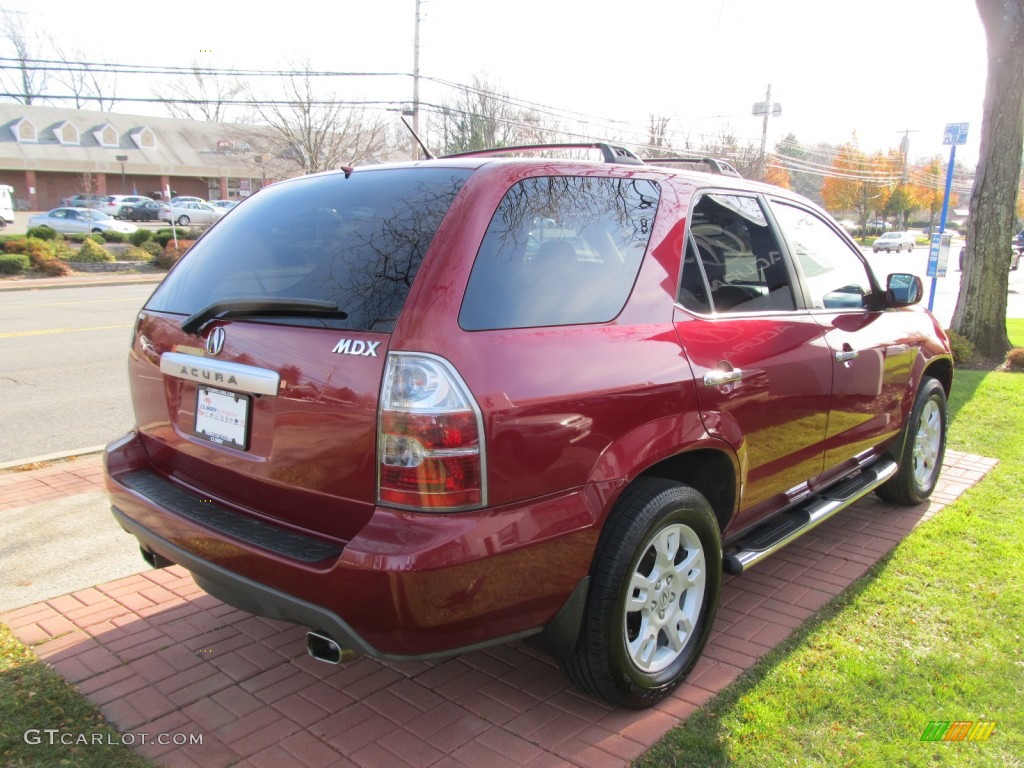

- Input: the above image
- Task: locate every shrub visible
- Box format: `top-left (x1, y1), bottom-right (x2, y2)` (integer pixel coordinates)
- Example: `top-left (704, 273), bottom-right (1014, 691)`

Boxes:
top-left (0, 252), bottom-right (29, 274)
top-left (26, 225), bottom-right (58, 241)
top-left (73, 238), bottom-right (115, 263)
top-left (153, 229), bottom-right (176, 247)
top-left (945, 329), bottom-right (975, 364)
top-left (1006, 348), bottom-right (1024, 371)
top-left (141, 241), bottom-right (163, 259)
top-left (50, 240), bottom-right (76, 261)
top-left (155, 240), bottom-right (195, 270)
top-left (68, 233), bottom-right (105, 244)
top-left (130, 228), bottom-right (152, 246)
top-left (120, 245), bottom-right (155, 263)
top-left (36, 257), bottom-right (72, 277)
top-left (100, 230), bottom-right (128, 243)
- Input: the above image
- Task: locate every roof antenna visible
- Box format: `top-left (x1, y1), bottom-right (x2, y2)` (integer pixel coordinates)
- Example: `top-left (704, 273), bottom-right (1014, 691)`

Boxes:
top-left (400, 114), bottom-right (435, 160)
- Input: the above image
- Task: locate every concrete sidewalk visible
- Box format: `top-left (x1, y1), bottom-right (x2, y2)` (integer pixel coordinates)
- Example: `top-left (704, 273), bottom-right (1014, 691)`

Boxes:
top-left (0, 450), bottom-right (996, 767)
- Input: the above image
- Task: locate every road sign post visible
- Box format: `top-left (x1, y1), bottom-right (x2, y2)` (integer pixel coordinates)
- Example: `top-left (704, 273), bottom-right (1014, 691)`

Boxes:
top-left (928, 122), bottom-right (968, 311)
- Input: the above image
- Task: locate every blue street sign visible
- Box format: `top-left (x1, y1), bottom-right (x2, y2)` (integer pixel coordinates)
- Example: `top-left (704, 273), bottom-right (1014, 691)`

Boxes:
top-left (943, 122), bottom-right (969, 146)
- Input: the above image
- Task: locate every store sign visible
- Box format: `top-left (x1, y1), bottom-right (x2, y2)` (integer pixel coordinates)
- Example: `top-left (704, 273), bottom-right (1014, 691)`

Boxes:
top-left (216, 139), bottom-right (251, 152)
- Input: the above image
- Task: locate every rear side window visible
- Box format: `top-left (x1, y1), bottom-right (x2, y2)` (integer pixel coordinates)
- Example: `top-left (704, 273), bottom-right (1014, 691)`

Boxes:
top-left (145, 168), bottom-right (470, 332)
top-left (459, 176), bottom-right (660, 330)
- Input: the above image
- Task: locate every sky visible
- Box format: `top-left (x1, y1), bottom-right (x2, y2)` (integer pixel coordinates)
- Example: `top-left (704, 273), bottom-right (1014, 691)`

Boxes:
top-left (1, 0), bottom-right (990, 167)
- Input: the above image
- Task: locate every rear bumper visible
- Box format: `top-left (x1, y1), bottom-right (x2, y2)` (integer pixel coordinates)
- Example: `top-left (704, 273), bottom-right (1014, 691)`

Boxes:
top-left (105, 432), bottom-right (608, 659)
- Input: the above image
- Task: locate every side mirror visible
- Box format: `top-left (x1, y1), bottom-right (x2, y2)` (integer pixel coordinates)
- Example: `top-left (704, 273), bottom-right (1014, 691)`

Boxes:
top-left (886, 273), bottom-right (923, 306)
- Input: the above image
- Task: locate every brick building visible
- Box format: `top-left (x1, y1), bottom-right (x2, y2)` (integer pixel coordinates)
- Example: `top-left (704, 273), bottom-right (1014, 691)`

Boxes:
top-left (0, 104), bottom-right (281, 210)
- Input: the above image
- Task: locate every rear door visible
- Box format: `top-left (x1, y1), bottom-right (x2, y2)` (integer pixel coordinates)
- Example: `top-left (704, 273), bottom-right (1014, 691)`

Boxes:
top-left (673, 192), bottom-right (833, 534)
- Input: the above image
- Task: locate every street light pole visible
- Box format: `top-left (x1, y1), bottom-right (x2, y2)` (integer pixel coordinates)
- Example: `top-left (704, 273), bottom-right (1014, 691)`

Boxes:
top-left (752, 85), bottom-right (781, 181)
top-left (115, 154), bottom-right (128, 194)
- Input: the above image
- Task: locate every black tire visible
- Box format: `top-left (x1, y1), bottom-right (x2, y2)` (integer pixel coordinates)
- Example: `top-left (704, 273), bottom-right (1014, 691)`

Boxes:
top-left (177, 215), bottom-right (190, 226)
top-left (562, 477), bottom-right (721, 709)
top-left (876, 376), bottom-right (947, 505)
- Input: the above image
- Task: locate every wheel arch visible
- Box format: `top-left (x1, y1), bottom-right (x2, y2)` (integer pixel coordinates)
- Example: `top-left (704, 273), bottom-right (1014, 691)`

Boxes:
top-left (637, 448), bottom-right (737, 537)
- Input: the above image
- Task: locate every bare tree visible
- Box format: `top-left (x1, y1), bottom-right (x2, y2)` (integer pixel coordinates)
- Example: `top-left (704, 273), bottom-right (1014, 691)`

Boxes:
top-left (51, 49), bottom-right (119, 111)
top-left (644, 115), bottom-right (674, 158)
top-left (160, 62), bottom-right (246, 123)
top-left (0, 9), bottom-right (48, 104)
top-left (951, 0), bottom-right (1024, 359)
top-left (249, 62), bottom-right (389, 175)
top-left (436, 76), bottom-right (545, 155)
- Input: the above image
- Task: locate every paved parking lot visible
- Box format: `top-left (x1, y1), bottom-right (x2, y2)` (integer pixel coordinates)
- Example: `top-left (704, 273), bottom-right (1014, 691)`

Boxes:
top-left (0, 450), bottom-right (995, 767)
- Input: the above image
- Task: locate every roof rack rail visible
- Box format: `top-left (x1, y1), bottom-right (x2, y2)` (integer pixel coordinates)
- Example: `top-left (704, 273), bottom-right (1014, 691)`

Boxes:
top-left (643, 157), bottom-right (743, 178)
top-left (441, 142), bottom-right (645, 166)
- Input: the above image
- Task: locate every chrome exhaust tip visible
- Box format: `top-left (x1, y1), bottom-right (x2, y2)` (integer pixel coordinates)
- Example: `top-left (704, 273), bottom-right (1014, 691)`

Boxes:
top-left (306, 631), bottom-right (357, 664)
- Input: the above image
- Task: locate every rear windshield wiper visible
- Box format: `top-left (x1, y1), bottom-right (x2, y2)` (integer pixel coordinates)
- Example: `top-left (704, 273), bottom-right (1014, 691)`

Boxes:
top-left (181, 298), bottom-right (348, 335)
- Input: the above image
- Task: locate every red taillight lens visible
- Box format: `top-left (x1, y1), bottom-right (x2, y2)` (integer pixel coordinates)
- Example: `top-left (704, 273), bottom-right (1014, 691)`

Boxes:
top-left (378, 354), bottom-right (485, 511)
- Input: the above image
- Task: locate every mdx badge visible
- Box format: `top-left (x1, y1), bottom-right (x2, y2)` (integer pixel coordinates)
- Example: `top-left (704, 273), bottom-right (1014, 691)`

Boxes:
top-left (206, 327), bottom-right (226, 356)
top-left (332, 338), bottom-right (380, 357)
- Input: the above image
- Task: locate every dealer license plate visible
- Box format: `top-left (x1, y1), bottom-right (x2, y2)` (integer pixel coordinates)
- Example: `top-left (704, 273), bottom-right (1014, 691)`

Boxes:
top-left (195, 386), bottom-right (250, 450)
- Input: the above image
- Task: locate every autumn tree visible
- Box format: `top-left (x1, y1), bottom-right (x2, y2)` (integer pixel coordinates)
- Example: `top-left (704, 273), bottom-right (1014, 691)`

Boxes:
top-left (821, 140), bottom-right (898, 237)
top-left (907, 157), bottom-right (956, 231)
top-left (762, 156), bottom-right (791, 189)
top-left (774, 134), bottom-right (823, 203)
top-left (951, 0), bottom-right (1024, 358)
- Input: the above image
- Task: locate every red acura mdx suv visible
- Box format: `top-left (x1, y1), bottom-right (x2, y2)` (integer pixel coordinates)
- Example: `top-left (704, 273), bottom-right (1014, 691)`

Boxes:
top-left (105, 144), bottom-right (952, 708)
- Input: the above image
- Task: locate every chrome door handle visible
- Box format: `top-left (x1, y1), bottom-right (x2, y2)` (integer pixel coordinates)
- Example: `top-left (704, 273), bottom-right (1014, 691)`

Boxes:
top-left (834, 350), bottom-right (858, 362)
top-left (703, 368), bottom-right (744, 386)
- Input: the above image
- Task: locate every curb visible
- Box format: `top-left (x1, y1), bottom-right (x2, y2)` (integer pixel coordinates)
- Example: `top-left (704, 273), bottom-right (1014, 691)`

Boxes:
top-left (0, 275), bottom-right (163, 292)
top-left (0, 445), bottom-right (106, 472)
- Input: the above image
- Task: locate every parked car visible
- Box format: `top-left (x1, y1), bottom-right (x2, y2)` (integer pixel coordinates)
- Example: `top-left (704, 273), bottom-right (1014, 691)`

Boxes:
top-left (1016, 229), bottom-right (1024, 255)
top-left (208, 199), bottom-right (238, 211)
top-left (59, 193), bottom-right (110, 209)
top-left (872, 232), bottom-right (916, 253)
top-left (169, 196), bottom-right (206, 206)
top-left (28, 207), bottom-right (138, 235)
top-left (102, 195), bottom-right (153, 218)
top-left (121, 200), bottom-right (168, 222)
top-left (105, 143), bottom-right (952, 709)
top-left (0, 184), bottom-right (13, 230)
top-left (162, 201), bottom-right (226, 226)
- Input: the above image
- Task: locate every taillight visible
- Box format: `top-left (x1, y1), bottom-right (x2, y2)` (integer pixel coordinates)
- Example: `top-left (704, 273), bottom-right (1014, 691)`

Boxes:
top-left (378, 353), bottom-right (485, 511)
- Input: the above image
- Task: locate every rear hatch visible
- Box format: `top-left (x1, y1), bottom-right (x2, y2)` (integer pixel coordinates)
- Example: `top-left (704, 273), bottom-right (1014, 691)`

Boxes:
top-left (131, 166), bottom-right (471, 541)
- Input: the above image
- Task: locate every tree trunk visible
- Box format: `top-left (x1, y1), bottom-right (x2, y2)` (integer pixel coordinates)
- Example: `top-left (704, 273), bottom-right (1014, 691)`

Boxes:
top-left (951, 0), bottom-right (1024, 358)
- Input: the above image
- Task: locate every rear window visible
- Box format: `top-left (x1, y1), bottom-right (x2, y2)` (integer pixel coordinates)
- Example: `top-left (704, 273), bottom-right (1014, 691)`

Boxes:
top-left (146, 167), bottom-right (470, 332)
top-left (459, 176), bottom-right (660, 330)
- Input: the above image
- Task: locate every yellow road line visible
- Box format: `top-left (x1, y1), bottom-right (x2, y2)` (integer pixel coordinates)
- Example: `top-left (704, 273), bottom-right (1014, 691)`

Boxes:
top-left (0, 324), bottom-right (133, 339)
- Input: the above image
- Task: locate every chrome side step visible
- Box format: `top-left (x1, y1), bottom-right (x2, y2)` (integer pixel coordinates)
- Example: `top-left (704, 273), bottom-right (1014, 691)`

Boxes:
top-left (723, 458), bottom-right (898, 574)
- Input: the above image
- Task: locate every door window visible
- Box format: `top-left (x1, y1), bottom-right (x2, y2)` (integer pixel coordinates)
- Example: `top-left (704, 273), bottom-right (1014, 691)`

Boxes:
top-left (771, 202), bottom-right (878, 310)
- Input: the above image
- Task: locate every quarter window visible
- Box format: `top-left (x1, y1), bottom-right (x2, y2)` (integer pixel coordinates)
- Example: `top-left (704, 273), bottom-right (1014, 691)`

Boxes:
top-left (460, 176), bottom-right (660, 330)
top-left (771, 202), bottom-right (877, 310)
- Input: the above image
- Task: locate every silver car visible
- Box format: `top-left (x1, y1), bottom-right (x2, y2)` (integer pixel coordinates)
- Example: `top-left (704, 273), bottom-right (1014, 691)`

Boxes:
top-left (28, 207), bottom-right (139, 235)
top-left (162, 201), bottom-right (226, 226)
top-left (872, 232), bottom-right (916, 253)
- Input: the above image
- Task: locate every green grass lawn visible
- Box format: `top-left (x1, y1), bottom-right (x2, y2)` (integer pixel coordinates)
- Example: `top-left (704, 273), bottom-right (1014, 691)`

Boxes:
top-left (639, 322), bottom-right (1024, 767)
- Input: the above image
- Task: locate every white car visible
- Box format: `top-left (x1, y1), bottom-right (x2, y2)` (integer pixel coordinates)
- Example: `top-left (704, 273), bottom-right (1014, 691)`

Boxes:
top-left (28, 207), bottom-right (139, 235)
top-left (872, 232), bottom-right (917, 253)
top-left (208, 199), bottom-right (237, 211)
top-left (162, 201), bottom-right (227, 226)
top-left (102, 195), bottom-right (153, 218)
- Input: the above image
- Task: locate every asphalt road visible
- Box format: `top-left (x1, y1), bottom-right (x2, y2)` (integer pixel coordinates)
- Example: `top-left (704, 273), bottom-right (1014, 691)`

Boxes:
top-left (0, 284), bottom-right (154, 463)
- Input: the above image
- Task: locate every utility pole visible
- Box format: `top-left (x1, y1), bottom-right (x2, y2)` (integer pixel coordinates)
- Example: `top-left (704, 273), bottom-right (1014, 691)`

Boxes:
top-left (897, 128), bottom-right (918, 183)
top-left (412, 0), bottom-right (422, 160)
top-left (752, 84), bottom-right (781, 181)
